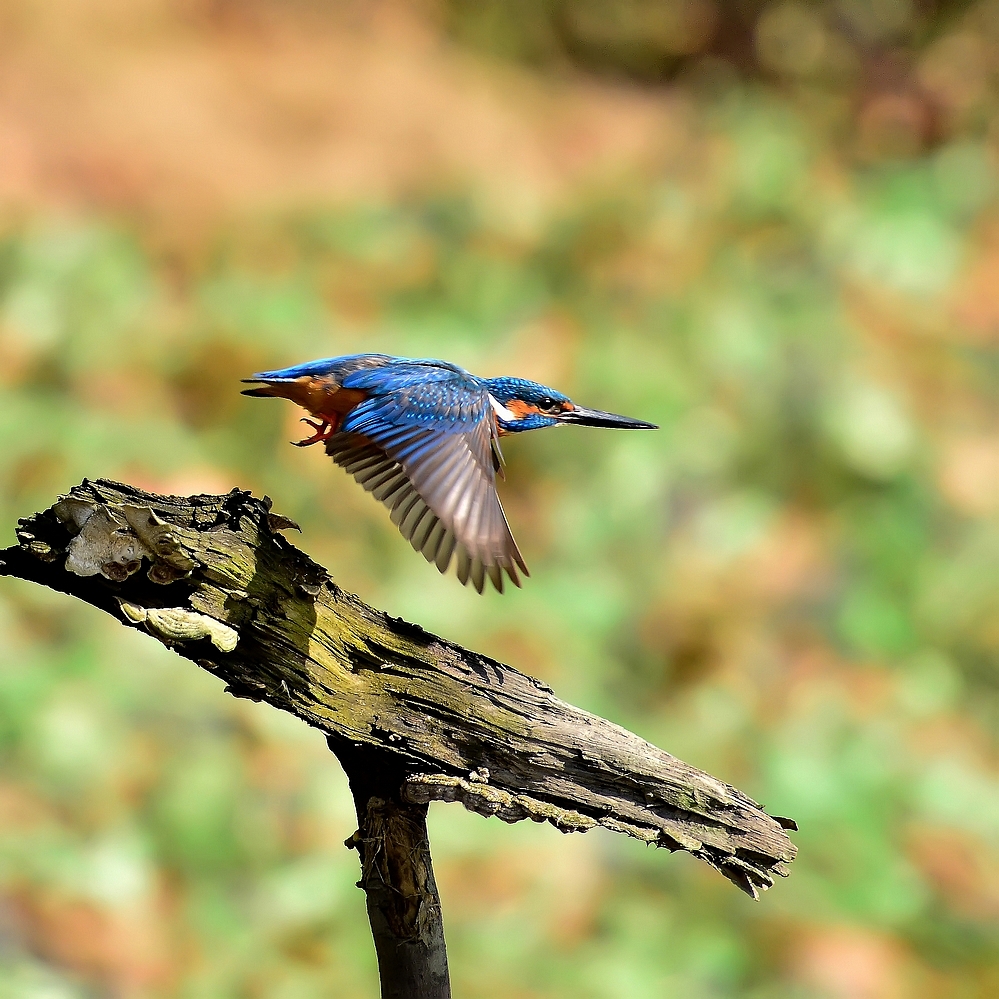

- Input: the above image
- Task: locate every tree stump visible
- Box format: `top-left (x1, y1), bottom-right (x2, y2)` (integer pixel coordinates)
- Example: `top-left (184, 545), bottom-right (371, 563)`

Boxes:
top-left (1, 479), bottom-right (798, 997)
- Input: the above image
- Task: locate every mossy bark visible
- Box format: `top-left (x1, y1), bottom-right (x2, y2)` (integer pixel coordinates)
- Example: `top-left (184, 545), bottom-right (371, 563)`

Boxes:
top-left (1, 479), bottom-right (798, 993)
top-left (337, 742), bottom-right (451, 999)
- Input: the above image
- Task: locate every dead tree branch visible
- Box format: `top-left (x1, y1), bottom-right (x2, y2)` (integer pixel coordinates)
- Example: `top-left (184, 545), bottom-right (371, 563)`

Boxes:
top-left (1, 479), bottom-right (797, 996)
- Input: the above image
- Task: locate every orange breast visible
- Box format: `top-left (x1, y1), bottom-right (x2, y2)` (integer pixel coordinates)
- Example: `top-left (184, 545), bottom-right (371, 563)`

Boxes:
top-left (319, 385), bottom-right (367, 419)
top-left (274, 377), bottom-right (367, 421)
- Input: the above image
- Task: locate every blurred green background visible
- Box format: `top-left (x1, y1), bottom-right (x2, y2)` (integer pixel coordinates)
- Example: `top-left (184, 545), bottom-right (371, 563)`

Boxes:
top-left (1, 1), bottom-right (998, 996)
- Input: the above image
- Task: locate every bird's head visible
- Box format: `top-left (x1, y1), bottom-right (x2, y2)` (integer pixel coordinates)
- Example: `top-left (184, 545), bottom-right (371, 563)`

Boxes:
top-left (485, 377), bottom-right (658, 434)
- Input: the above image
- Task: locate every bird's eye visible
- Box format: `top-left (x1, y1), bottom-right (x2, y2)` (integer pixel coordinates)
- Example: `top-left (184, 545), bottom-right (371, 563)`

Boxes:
top-left (539, 397), bottom-right (559, 412)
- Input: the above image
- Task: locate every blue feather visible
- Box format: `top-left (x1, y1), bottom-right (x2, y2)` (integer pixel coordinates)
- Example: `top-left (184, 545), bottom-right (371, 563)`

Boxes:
top-left (341, 360), bottom-right (487, 435)
top-left (251, 353), bottom-right (394, 382)
top-left (243, 352), bottom-right (654, 591)
top-left (485, 376), bottom-right (569, 406)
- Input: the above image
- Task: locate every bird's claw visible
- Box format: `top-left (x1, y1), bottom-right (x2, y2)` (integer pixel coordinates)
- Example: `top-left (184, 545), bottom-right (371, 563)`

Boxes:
top-left (292, 417), bottom-right (334, 447)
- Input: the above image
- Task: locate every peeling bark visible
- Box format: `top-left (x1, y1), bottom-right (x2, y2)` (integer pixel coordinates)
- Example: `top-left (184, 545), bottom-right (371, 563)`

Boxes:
top-left (337, 743), bottom-right (451, 999)
top-left (1, 479), bottom-right (797, 994)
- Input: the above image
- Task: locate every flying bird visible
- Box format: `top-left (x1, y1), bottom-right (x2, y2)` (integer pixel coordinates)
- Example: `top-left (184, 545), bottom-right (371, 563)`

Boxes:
top-left (242, 354), bottom-right (657, 593)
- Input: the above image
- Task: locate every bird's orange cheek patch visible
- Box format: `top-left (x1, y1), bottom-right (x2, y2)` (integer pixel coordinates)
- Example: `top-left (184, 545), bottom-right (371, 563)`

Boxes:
top-left (506, 399), bottom-right (539, 420)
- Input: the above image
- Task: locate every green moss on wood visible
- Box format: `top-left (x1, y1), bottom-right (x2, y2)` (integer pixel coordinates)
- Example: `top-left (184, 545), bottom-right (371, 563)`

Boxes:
top-left (1, 479), bottom-right (797, 899)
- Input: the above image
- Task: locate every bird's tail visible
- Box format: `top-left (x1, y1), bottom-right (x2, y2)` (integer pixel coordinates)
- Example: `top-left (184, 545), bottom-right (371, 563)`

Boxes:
top-left (241, 373), bottom-right (353, 423)
top-left (240, 375), bottom-right (316, 407)
top-left (241, 381), bottom-right (293, 399)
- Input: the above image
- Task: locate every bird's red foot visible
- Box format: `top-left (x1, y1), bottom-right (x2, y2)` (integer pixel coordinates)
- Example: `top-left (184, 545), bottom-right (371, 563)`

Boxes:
top-left (292, 417), bottom-right (335, 447)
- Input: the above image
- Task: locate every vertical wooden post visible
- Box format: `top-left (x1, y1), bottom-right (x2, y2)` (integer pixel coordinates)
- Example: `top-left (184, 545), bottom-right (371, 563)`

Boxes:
top-left (332, 741), bottom-right (451, 999)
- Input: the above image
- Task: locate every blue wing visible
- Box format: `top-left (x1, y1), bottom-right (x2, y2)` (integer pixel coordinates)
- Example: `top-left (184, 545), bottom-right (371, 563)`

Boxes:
top-left (326, 361), bottom-right (527, 593)
top-left (248, 353), bottom-right (395, 383)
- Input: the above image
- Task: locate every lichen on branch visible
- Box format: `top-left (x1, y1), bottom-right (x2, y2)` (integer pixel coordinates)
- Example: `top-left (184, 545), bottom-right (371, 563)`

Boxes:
top-left (1, 478), bottom-right (797, 898)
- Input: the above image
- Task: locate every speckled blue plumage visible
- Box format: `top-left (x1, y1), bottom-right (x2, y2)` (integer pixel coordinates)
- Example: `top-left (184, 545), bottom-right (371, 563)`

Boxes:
top-left (343, 360), bottom-right (488, 435)
top-left (251, 353), bottom-right (394, 386)
top-left (483, 376), bottom-right (569, 407)
top-left (243, 352), bottom-right (654, 591)
top-left (254, 354), bottom-right (568, 434)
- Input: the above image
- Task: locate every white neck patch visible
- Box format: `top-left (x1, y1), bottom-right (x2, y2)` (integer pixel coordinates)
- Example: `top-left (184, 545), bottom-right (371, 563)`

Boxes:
top-left (488, 394), bottom-right (519, 422)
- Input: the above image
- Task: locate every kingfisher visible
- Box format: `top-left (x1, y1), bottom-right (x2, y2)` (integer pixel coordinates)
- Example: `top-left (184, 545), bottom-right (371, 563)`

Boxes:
top-left (242, 354), bottom-right (656, 593)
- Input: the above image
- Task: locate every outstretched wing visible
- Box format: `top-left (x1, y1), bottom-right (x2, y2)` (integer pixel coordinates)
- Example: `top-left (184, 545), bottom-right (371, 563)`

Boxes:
top-left (327, 361), bottom-right (528, 593)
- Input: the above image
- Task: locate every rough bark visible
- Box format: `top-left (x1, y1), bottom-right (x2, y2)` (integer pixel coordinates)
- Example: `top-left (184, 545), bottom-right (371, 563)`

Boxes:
top-left (337, 742), bottom-right (451, 999)
top-left (0, 478), bottom-right (797, 914)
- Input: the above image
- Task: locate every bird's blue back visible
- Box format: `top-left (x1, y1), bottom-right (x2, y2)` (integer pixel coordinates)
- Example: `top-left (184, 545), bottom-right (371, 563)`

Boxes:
top-left (252, 353), bottom-right (393, 385)
top-left (341, 361), bottom-right (488, 435)
top-left (254, 354), bottom-right (488, 431)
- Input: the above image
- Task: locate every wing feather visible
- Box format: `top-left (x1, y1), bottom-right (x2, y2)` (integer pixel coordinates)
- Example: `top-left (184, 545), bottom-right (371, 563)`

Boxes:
top-left (470, 558), bottom-right (486, 594)
top-left (402, 500), bottom-right (431, 543)
top-left (422, 521), bottom-right (447, 563)
top-left (391, 488), bottom-right (421, 522)
top-left (455, 546), bottom-right (472, 586)
top-left (325, 381), bottom-right (528, 592)
top-left (436, 529), bottom-right (457, 573)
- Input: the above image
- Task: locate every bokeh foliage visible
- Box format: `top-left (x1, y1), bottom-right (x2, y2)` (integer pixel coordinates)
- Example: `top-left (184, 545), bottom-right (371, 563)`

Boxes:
top-left (1, 1), bottom-right (999, 996)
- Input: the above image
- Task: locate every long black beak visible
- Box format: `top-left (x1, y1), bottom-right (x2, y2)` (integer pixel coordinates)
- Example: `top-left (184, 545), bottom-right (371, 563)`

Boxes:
top-left (560, 406), bottom-right (658, 430)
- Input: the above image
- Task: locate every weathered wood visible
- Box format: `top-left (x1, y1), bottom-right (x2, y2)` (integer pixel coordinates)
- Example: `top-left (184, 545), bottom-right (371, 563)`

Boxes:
top-left (0, 479), bottom-right (797, 907)
top-left (336, 742), bottom-right (451, 999)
